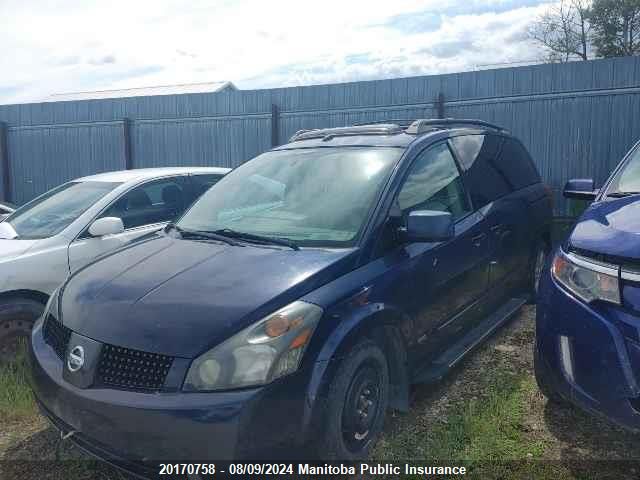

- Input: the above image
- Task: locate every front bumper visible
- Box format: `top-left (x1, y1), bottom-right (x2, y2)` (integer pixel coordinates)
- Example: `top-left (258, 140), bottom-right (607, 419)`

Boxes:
top-left (28, 320), bottom-right (309, 473)
top-left (536, 265), bottom-right (640, 430)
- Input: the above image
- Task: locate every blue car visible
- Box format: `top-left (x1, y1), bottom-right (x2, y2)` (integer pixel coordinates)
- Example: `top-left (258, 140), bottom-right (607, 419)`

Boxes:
top-left (29, 119), bottom-right (551, 473)
top-left (536, 139), bottom-right (640, 429)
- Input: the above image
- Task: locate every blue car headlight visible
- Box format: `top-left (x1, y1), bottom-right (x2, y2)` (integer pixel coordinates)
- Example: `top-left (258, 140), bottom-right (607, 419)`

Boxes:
top-left (183, 300), bottom-right (323, 392)
top-left (551, 250), bottom-right (620, 305)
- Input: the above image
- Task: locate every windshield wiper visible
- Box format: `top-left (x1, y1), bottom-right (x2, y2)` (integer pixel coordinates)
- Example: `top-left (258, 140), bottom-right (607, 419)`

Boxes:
top-left (165, 223), bottom-right (241, 247)
top-left (607, 191), bottom-right (640, 198)
top-left (212, 228), bottom-right (300, 251)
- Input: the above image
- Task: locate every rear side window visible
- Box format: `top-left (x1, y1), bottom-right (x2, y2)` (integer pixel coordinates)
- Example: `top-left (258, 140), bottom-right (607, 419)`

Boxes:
top-left (450, 135), bottom-right (509, 208)
top-left (496, 138), bottom-right (541, 190)
top-left (450, 134), bottom-right (540, 209)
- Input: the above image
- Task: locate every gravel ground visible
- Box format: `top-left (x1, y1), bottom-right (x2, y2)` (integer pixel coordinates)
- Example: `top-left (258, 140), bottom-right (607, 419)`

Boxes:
top-left (2, 305), bottom-right (640, 479)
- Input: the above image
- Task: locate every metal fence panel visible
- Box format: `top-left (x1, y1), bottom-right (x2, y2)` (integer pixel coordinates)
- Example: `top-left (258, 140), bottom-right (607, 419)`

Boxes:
top-left (7, 122), bottom-right (124, 204)
top-left (132, 116), bottom-right (272, 169)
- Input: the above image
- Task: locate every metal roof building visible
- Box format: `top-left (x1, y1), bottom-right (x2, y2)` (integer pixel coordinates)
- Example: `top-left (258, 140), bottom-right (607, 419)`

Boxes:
top-left (44, 81), bottom-right (237, 102)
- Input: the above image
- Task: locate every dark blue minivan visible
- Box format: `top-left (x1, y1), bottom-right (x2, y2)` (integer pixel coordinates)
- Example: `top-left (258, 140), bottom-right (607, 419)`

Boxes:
top-left (536, 139), bottom-right (640, 429)
top-left (29, 119), bottom-right (551, 472)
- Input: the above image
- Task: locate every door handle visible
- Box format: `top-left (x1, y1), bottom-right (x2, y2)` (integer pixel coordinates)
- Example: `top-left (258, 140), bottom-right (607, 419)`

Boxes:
top-left (471, 233), bottom-right (486, 246)
top-left (490, 224), bottom-right (502, 233)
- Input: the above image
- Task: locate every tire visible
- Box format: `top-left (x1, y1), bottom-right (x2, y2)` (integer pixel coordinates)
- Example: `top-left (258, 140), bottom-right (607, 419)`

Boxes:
top-left (534, 341), bottom-right (568, 405)
top-left (527, 238), bottom-right (548, 304)
top-left (0, 298), bottom-right (44, 363)
top-left (313, 339), bottom-right (390, 460)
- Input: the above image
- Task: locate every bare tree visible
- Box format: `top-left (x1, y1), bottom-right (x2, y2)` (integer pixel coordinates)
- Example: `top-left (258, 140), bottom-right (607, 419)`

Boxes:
top-left (528, 0), bottom-right (592, 62)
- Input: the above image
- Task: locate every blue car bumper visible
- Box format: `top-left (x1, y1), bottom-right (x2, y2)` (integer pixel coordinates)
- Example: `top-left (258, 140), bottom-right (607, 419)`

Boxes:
top-left (28, 320), bottom-right (311, 474)
top-left (536, 265), bottom-right (640, 430)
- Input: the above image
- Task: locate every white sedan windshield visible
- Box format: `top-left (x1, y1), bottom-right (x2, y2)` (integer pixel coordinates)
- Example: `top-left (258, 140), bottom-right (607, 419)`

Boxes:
top-left (6, 181), bottom-right (120, 239)
top-left (179, 147), bottom-right (402, 247)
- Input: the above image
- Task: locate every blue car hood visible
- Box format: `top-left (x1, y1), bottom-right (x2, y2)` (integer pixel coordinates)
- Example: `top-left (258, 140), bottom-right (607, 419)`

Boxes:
top-left (60, 235), bottom-right (356, 358)
top-left (569, 196), bottom-right (640, 261)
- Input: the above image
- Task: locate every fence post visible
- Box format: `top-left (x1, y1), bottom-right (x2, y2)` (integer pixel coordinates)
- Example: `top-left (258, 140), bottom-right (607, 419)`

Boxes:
top-left (436, 92), bottom-right (445, 119)
top-left (0, 122), bottom-right (10, 203)
top-left (271, 104), bottom-right (280, 147)
top-left (122, 117), bottom-right (133, 170)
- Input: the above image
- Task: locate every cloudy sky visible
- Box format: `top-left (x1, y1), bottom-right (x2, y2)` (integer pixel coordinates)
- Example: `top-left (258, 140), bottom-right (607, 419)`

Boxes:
top-left (0, 0), bottom-right (552, 105)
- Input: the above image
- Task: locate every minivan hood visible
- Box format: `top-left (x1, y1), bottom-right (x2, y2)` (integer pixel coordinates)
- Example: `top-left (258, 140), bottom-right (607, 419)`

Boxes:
top-left (569, 196), bottom-right (640, 260)
top-left (61, 235), bottom-right (356, 358)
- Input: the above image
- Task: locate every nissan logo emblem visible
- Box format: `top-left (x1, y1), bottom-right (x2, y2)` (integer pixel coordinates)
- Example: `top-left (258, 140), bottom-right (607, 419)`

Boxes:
top-left (67, 345), bottom-right (85, 372)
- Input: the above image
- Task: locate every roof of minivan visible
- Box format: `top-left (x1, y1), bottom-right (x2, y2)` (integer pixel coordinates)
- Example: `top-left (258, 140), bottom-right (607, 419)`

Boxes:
top-left (75, 167), bottom-right (231, 183)
top-left (274, 127), bottom-right (498, 150)
top-left (274, 133), bottom-right (416, 149)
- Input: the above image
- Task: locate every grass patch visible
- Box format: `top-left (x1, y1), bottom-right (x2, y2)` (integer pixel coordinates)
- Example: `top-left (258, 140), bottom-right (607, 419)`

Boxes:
top-left (427, 373), bottom-right (544, 460)
top-left (375, 371), bottom-right (573, 479)
top-left (0, 341), bottom-right (36, 421)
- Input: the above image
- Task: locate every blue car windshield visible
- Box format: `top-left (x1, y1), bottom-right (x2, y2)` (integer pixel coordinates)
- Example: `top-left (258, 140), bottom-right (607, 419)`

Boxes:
top-left (178, 147), bottom-right (402, 247)
top-left (607, 145), bottom-right (640, 195)
top-left (5, 181), bottom-right (120, 239)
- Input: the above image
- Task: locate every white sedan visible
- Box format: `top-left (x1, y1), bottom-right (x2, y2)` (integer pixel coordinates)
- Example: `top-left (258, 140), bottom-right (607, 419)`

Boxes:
top-left (0, 167), bottom-right (229, 357)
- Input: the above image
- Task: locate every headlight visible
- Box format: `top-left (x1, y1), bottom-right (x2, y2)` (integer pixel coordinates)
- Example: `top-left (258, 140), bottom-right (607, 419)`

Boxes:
top-left (183, 300), bottom-right (323, 392)
top-left (551, 250), bottom-right (620, 304)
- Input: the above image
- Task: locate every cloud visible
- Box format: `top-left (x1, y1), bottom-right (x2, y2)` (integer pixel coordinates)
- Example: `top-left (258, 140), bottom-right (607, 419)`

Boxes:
top-left (382, 11), bottom-right (443, 33)
top-left (377, 0), bottom-right (551, 32)
top-left (241, 3), bottom-right (550, 88)
top-left (344, 53), bottom-right (374, 65)
top-left (427, 40), bottom-right (478, 59)
top-left (0, 0), bottom-right (551, 104)
top-left (88, 55), bottom-right (117, 66)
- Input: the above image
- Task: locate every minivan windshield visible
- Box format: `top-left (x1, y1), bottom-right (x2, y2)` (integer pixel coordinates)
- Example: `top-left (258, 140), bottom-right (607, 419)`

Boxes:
top-left (178, 147), bottom-right (402, 247)
top-left (607, 144), bottom-right (640, 196)
top-left (5, 181), bottom-right (120, 239)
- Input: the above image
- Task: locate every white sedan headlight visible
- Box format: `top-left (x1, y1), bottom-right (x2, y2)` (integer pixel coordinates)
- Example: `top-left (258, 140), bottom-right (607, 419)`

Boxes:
top-left (183, 300), bottom-right (323, 392)
top-left (551, 250), bottom-right (620, 305)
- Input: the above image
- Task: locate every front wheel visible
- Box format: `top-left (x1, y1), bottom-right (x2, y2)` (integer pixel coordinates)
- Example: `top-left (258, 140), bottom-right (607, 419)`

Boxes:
top-left (0, 298), bottom-right (44, 363)
top-left (313, 339), bottom-right (390, 460)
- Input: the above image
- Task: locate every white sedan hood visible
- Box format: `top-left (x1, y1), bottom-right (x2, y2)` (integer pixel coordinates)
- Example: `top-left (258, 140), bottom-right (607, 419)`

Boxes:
top-left (0, 238), bottom-right (40, 260)
top-left (0, 223), bottom-right (40, 259)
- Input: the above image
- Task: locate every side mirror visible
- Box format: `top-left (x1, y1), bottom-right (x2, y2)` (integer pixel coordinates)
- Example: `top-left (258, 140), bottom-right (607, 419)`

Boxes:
top-left (404, 210), bottom-right (454, 242)
top-left (563, 179), bottom-right (597, 201)
top-left (88, 217), bottom-right (124, 237)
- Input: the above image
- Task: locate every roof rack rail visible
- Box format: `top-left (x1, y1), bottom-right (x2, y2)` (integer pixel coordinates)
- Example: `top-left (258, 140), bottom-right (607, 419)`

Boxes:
top-left (287, 118), bottom-right (508, 143)
top-left (406, 118), bottom-right (508, 135)
top-left (289, 124), bottom-right (403, 142)
top-left (353, 119), bottom-right (414, 127)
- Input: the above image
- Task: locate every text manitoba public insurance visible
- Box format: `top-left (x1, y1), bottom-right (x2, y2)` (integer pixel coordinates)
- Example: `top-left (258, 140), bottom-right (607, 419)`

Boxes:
top-left (299, 464), bottom-right (467, 475)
